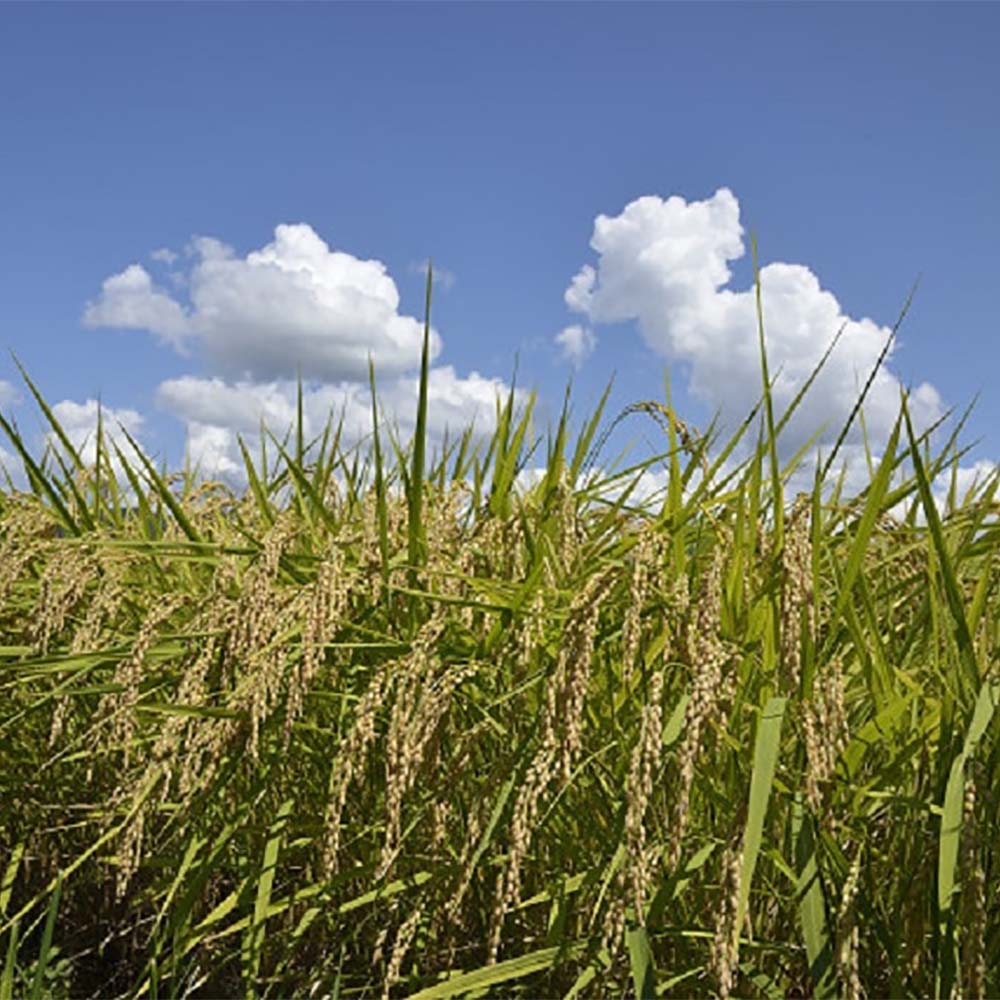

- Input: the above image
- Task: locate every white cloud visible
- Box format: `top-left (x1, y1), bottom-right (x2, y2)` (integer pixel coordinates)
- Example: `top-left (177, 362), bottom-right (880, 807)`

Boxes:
top-left (0, 390), bottom-right (143, 491)
top-left (373, 365), bottom-right (514, 443)
top-left (933, 459), bottom-right (998, 511)
top-left (156, 376), bottom-right (300, 438)
top-left (0, 380), bottom-right (20, 409)
top-left (82, 224), bottom-right (523, 486)
top-left (409, 259), bottom-right (456, 291)
top-left (0, 446), bottom-right (27, 490)
top-left (514, 463), bottom-right (674, 512)
top-left (157, 366), bottom-right (518, 484)
top-left (564, 188), bottom-right (945, 469)
top-left (183, 423), bottom-right (243, 480)
top-left (49, 398), bottom-right (146, 468)
top-left (85, 224), bottom-right (442, 382)
top-left (83, 264), bottom-right (193, 350)
top-left (554, 324), bottom-right (596, 368)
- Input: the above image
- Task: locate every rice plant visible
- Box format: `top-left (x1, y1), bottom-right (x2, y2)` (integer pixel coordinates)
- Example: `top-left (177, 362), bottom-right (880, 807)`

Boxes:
top-left (1, 269), bottom-right (998, 998)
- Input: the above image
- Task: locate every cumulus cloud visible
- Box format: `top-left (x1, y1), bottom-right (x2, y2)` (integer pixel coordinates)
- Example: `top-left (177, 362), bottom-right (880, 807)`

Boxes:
top-left (49, 398), bottom-right (146, 467)
top-left (182, 423), bottom-right (243, 480)
top-left (83, 265), bottom-right (193, 350)
top-left (156, 377), bottom-right (301, 439)
top-left (0, 380), bottom-right (20, 409)
top-left (156, 366), bottom-right (518, 484)
top-left (0, 446), bottom-right (26, 490)
top-left (933, 459), bottom-right (998, 511)
top-left (554, 324), bottom-right (596, 368)
top-left (373, 366), bottom-right (515, 443)
top-left (564, 188), bottom-right (945, 470)
top-left (515, 463), bottom-right (674, 512)
top-left (85, 224), bottom-right (442, 382)
top-left (0, 387), bottom-right (143, 490)
top-left (409, 259), bottom-right (456, 291)
top-left (81, 223), bottom-right (527, 486)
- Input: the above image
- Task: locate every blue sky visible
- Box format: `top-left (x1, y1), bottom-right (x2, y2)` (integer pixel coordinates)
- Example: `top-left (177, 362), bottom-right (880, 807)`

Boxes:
top-left (1, 3), bottom-right (997, 492)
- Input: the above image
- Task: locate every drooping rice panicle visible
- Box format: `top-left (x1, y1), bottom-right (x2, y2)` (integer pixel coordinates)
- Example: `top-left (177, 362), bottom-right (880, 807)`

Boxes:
top-left (2, 295), bottom-right (999, 1000)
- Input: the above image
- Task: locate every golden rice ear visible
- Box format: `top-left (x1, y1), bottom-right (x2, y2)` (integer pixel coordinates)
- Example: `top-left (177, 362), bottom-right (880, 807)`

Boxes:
top-left (3, 337), bottom-right (995, 1000)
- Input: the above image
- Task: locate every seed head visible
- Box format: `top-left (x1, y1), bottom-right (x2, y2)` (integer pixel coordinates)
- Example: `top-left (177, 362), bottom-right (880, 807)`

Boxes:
top-left (670, 538), bottom-right (733, 869)
top-left (781, 495), bottom-right (814, 696)
top-left (709, 835), bottom-right (744, 1000)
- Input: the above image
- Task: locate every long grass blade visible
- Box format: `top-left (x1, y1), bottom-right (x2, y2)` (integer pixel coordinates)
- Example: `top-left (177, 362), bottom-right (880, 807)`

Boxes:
top-left (736, 696), bottom-right (787, 941)
top-left (407, 260), bottom-right (433, 585)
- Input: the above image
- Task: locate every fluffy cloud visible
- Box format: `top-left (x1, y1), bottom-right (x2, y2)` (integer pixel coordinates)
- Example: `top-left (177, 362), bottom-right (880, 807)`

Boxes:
top-left (0, 446), bottom-right (26, 489)
top-left (84, 224), bottom-right (442, 382)
top-left (156, 377), bottom-right (301, 439)
top-left (83, 265), bottom-right (193, 351)
top-left (554, 324), bottom-right (596, 368)
top-left (408, 259), bottom-right (456, 291)
top-left (0, 380), bottom-right (20, 409)
top-left (0, 397), bottom-right (150, 503)
top-left (182, 423), bottom-right (243, 479)
top-left (564, 189), bottom-right (945, 467)
top-left (515, 463), bottom-right (674, 512)
top-left (49, 398), bottom-right (145, 467)
top-left (373, 366), bottom-right (515, 443)
top-left (0, 387), bottom-right (141, 491)
top-left (933, 459), bottom-right (998, 511)
top-left (156, 366), bottom-right (517, 483)
top-left (81, 223), bottom-right (523, 485)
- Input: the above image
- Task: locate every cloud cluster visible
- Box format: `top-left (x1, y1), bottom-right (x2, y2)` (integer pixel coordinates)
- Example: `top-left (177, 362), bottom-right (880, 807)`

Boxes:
top-left (562, 188), bottom-right (945, 469)
top-left (49, 398), bottom-right (145, 468)
top-left (156, 365), bottom-right (513, 482)
top-left (81, 224), bottom-right (516, 483)
top-left (933, 459), bottom-right (998, 510)
top-left (408, 259), bottom-right (456, 291)
top-left (554, 324), bottom-right (596, 368)
top-left (0, 447), bottom-right (22, 489)
top-left (84, 265), bottom-right (192, 350)
top-left (0, 380), bottom-right (20, 409)
top-left (84, 224), bottom-right (443, 382)
top-left (0, 397), bottom-right (150, 498)
top-left (73, 202), bottom-right (986, 502)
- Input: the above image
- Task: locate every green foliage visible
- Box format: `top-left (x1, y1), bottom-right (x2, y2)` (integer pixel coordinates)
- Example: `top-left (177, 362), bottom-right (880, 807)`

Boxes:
top-left (1, 289), bottom-right (999, 998)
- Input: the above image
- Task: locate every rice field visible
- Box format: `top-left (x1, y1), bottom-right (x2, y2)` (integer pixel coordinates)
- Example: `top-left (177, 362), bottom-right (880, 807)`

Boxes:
top-left (2, 275), bottom-right (998, 998)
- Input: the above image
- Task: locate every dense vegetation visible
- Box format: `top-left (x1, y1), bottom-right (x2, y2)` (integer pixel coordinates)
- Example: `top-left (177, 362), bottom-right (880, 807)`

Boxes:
top-left (2, 275), bottom-right (998, 998)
